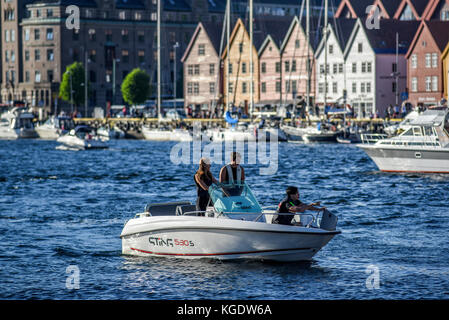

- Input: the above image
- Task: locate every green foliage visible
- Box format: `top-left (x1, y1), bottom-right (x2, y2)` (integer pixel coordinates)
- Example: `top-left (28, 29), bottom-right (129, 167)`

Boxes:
top-left (59, 62), bottom-right (87, 107)
top-left (121, 68), bottom-right (151, 106)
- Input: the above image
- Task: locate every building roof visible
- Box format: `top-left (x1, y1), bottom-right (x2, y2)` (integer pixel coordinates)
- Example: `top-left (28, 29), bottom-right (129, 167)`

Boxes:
top-left (424, 0), bottom-right (449, 20)
top-left (280, 15), bottom-right (325, 52)
top-left (393, 0), bottom-right (435, 20)
top-left (163, 0), bottom-right (191, 12)
top-left (335, 0), bottom-right (374, 18)
top-left (316, 18), bottom-right (356, 57)
top-left (375, 0), bottom-right (402, 18)
top-left (406, 20), bottom-right (449, 58)
top-left (29, 0), bottom-right (97, 6)
top-left (181, 21), bottom-right (223, 62)
top-left (442, 41), bottom-right (449, 60)
top-left (115, 0), bottom-right (145, 10)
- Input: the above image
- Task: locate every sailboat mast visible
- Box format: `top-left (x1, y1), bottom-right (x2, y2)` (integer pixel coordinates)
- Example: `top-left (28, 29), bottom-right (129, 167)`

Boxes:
top-left (250, 0), bottom-right (254, 118)
top-left (324, 0), bottom-right (328, 114)
top-left (306, 0), bottom-right (310, 114)
top-left (157, 0), bottom-right (161, 118)
top-left (226, 0), bottom-right (230, 112)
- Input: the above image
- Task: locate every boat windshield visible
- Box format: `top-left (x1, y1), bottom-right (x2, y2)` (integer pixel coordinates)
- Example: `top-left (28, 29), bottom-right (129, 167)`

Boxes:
top-left (208, 182), bottom-right (262, 214)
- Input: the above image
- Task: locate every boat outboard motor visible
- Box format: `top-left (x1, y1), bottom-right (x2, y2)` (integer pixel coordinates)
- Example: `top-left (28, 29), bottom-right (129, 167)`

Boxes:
top-left (320, 209), bottom-right (338, 231)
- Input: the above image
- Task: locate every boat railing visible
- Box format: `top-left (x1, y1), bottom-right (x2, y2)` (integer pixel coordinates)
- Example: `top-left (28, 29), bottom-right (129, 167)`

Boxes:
top-left (253, 212), bottom-right (317, 227)
top-left (360, 133), bottom-right (388, 144)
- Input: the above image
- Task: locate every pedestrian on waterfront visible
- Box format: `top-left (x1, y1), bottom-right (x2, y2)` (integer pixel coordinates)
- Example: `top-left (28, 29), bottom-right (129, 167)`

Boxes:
top-left (401, 104), bottom-right (407, 118)
top-left (272, 186), bottom-right (326, 226)
top-left (194, 157), bottom-right (218, 213)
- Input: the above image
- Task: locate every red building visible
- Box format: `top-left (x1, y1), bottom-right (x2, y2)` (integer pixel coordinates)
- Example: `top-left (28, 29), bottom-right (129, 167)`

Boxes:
top-left (406, 20), bottom-right (449, 107)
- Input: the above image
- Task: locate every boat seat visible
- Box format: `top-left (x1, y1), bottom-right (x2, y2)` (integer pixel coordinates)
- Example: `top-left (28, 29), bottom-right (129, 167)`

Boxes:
top-left (144, 201), bottom-right (192, 216)
top-left (320, 209), bottom-right (338, 231)
top-left (176, 204), bottom-right (198, 216)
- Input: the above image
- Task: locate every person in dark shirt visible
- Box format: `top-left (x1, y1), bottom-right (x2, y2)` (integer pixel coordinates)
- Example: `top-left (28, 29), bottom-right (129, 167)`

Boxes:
top-left (272, 186), bottom-right (325, 225)
top-left (219, 152), bottom-right (245, 196)
top-left (194, 158), bottom-right (218, 212)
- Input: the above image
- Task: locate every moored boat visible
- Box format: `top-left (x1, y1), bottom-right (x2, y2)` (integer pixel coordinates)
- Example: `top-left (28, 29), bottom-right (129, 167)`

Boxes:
top-left (57, 125), bottom-right (108, 150)
top-left (0, 107), bottom-right (38, 139)
top-left (357, 108), bottom-right (449, 173)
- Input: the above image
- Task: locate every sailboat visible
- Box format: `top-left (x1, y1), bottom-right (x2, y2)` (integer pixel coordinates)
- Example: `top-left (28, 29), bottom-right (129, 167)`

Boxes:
top-left (281, 0), bottom-right (339, 143)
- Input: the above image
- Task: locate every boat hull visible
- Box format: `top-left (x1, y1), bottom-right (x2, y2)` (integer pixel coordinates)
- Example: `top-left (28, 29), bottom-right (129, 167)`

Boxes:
top-left (121, 216), bottom-right (339, 262)
top-left (0, 128), bottom-right (37, 139)
top-left (57, 136), bottom-right (108, 149)
top-left (359, 145), bottom-right (449, 173)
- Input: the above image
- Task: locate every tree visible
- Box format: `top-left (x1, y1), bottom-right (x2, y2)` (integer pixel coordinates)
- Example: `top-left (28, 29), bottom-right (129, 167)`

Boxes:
top-left (121, 68), bottom-right (150, 106)
top-left (59, 62), bottom-right (87, 107)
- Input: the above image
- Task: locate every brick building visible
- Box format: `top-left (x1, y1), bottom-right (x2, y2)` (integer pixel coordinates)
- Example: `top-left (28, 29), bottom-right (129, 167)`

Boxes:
top-left (406, 20), bottom-right (449, 107)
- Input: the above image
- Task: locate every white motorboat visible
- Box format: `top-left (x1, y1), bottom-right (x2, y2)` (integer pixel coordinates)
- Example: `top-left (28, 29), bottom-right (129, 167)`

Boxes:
top-left (282, 124), bottom-right (338, 143)
top-left (207, 125), bottom-right (256, 142)
top-left (358, 107), bottom-right (449, 173)
top-left (97, 125), bottom-right (125, 140)
top-left (35, 116), bottom-right (75, 140)
top-left (121, 182), bottom-right (340, 262)
top-left (57, 125), bottom-right (108, 150)
top-left (0, 107), bottom-right (38, 139)
top-left (141, 125), bottom-right (172, 141)
top-left (383, 110), bottom-right (420, 136)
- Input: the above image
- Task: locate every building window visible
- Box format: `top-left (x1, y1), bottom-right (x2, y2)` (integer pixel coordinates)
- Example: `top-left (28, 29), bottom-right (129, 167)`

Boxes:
top-left (411, 77), bottom-right (417, 92)
top-left (362, 62), bottom-right (366, 73)
top-left (34, 29), bottom-right (40, 40)
top-left (352, 82), bottom-right (357, 93)
top-left (411, 54), bottom-right (417, 68)
top-left (198, 44), bottom-right (205, 56)
top-left (275, 81), bottom-right (281, 93)
top-left (358, 43), bottom-right (363, 53)
top-left (333, 64), bottom-right (338, 74)
top-left (25, 71), bottom-right (30, 82)
top-left (333, 82), bottom-right (338, 93)
top-left (329, 45), bottom-right (333, 54)
top-left (47, 49), bottom-right (54, 61)
top-left (295, 39), bottom-right (300, 49)
top-left (134, 12), bottom-right (142, 20)
top-left (187, 82), bottom-right (193, 95)
top-left (392, 63), bottom-right (398, 73)
top-left (367, 62), bottom-right (372, 72)
top-left (431, 53), bottom-right (438, 68)
top-left (24, 29), bottom-right (30, 41)
top-left (138, 31), bottom-right (144, 43)
top-left (239, 43), bottom-right (243, 53)
top-left (228, 63), bottom-right (233, 74)
top-left (425, 76), bottom-right (432, 92)
top-left (11, 50), bottom-right (15, 62)
top-left (338, 63), bottom-right (343, 73)
top-left (275, 62), bottom-right (280, 73)
top-left (5, 51), bottom-right (9, 62)
top-left (5, 30), bottom-right (10, 42)
top-left (122, 50), bottom-right (129, 63)
top-left (88, 29), bottom-right (96, 41)
top-left (292, 60), bottom-right (297, 72)
top-left (361, 82), bottom-right (365, 93)
top-left (187, 65), bottom-right (193, 75)
top-left (138, 50), bottom-right (145, 63)
top-left (261, 82), bottom-right (266, 93)
top-left (35, 49), bottom-right (40, 61)
top-left (35, 71), bottom-right (41, 83)
top-left (25, 50), bottom-right (30, 61)
top-left (46, 28), bottom-right (53, 40)
top-left (105, 30), bottom-right (112, 42)
top-left (11, 29), bottom-right (15, 42)
top-left (392, 82), bottom-right (397, 93)
top-left (121, 29), bottom-right (129, 42)
top-left (284, 61), bottom-right (290, 72)
top-left (89, 49), bottom-right (96, 62)
top-left (352, 62), bottom-right (357, 73)
top-left (425, 53), bottom-right (431, 68)
top-left (209, 82), bottom-right (215, 94)
top-left (285, 80), bottom-right (290, 93)
top-left (366, 82), bottom-right (371, 93)
top-left (48, 70), bottom-right (54, 82)
top-left (242, 62), bottom-right (247, 74)
top-left (193, 83), bottom-right (199, 95)
top-left (72, 29), bottom-right (79, 41)
top-left (242, 82), bottom-right (247, 94)
top-left (194, 65), bottom-right (199, 75)
top-left (209, 64), bottom-right (215, 75)
top-left (119, 11), bottom-right (126, 20)
top-left (432, 76), bottom-right (438, 91)
top-left (89, 70), bottom-right (96, 83)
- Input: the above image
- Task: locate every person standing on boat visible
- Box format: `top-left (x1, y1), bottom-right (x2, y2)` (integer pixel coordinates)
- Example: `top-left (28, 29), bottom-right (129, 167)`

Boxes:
top-left (194, 158), bottom-right (218, 212)
top-left (272, 186), bottom-right (325, 226)
top-left (219, 152), bottom-right (245, 196)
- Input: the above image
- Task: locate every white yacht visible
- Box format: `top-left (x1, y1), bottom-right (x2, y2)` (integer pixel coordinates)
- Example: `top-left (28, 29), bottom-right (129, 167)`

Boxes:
top-left (281, 123), bottom-right (338, 143)
top-left (57, 125), bottom-right (108, 150)
top-left (97, 125), bottom-right (125, 140)
top-left (383, 110), bottom-right (420, 136)
top-left (0, 107), bottom-right (37, 139)
top-left (121, 182), bottom-right (340, 262)
top-left (35, 116), bottom-right (75, 140)
top-left (358, 108), bottom-right (449, 173)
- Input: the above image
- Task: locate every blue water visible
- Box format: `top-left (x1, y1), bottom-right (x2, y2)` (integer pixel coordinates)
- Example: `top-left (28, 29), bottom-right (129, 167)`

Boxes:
top-left (0, 139), bottom-right (448, 299)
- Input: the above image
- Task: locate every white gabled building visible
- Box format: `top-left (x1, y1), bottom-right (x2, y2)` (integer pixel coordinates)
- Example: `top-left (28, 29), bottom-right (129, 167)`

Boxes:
top-left (343, 18), bottom-right (419, 118)
top-left (315, 19), bottom-right (356, 109)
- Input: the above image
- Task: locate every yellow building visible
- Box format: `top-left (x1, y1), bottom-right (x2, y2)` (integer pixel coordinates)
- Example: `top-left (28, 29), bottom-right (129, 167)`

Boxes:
top-left (221, 19), bottom-right (261, 112)
top-left (443, 42), bottom-right (449, 100)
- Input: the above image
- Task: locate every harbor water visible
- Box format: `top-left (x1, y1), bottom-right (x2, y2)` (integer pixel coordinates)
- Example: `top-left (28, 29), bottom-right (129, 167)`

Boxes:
top-left (0, 139), bottom-right (448, 299)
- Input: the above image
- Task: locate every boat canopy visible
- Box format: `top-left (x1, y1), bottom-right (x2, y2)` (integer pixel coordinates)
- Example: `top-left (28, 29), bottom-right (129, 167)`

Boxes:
top-left (208, 182), bottom-right (262, 214)
top-left (410, 110), bottom-right (447, 127)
